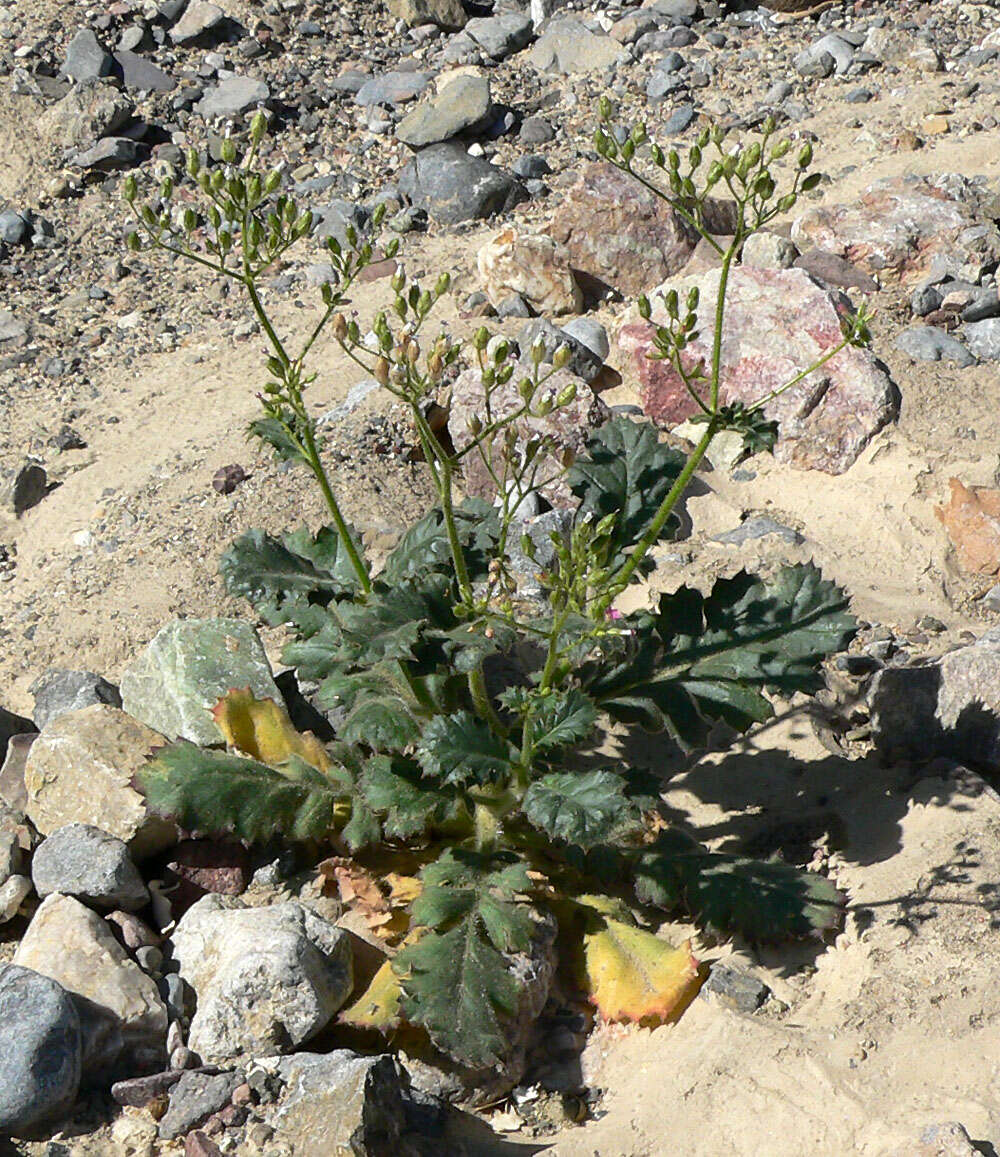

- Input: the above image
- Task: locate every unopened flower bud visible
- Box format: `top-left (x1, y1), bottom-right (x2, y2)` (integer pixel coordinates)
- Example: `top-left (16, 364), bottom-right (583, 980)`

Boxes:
top-left (552, 344), bottom-right (571, 370)
top-left (555, 382), bottom-right (577, 407)
top-left (467, 414), bottom-right (483, 436)
top-left (221, 138), bottom-right (237, 165)
top-left (473, 326), bottom-right (490, 352)
top-left (531, 338), bottom-right (547, 366)
top-left (126, 231), bottom-right (141, 252)
top-left (798, 141), bottom-right (813, 169)
top-left (435, 272), bottom-right (451, 296)
top-left (518, 377), bottom-right (534, 401)
top-left (185, 149), bottom-right (200, 178)
top-left (122, 175), bottom-right (138, 203)
top-left (492, 339), bottom-right (510, 366)
top-left (638, 294), bottom-right (652, 321)
top-left (391, 267), bottom-right (406, 293)
top-left (374, 357), bottom-right (390, 386)
top-left (332, 313), bottom-right (348, 341)
top-left (250, 110), bottom-right (268, 144)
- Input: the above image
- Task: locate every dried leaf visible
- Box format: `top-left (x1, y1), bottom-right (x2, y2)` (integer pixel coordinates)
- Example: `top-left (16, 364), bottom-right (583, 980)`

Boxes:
top-left (212, 688), bottom-right (330, 771)
top-left (583, 914), bottom-right (700, 1024)
top-left (318, 857), bottom-right (392, 931)
top-left (385, 873), bottom-right (423, 905)
top-left (339, 953), bottom-right (404, 1031)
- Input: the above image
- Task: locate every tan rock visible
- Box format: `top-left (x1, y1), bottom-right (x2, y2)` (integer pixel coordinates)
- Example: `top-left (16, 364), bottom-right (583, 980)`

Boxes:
top-left (23, 705), bottom-right (174, 860)
top-left (936, 478), bottom-right (1000, 575)
top-left (15, 894), bottom-right (167, 1078)
top-left (388, 0), bottom-right (466, 31)
top-left (477, 229), bottom-right (583, 316)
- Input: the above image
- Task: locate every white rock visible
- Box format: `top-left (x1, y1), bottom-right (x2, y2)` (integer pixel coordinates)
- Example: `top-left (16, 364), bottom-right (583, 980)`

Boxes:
top-left (478, 228), bottom-right (583, 316)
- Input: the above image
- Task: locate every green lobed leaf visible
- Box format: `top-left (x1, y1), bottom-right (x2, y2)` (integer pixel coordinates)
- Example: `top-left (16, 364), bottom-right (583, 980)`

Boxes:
top-left (339, 695), bottom-right (422, 751)
top-left (220, 526), bottom-right (360, 634)
top-left (521, 770), bottom-right (641, 848)
top-left (394, 849), bottom-right (535, 1067)
top-left (249, 416), bottom-right (307, 463)
top-left (417, 711), bottom-right (515, 788)
top-left (531, 689), bottom-right (599, 753)
top-left (568, 417), bottom-right (686, 565)
top-left (358, 756), bottom-right (465, 839)
top-left (381, 499), bottom-right (500, 584)
top-left (136, 742), bottom-right (340, 843)
top-left (634, 829), bottom-right (846, 942)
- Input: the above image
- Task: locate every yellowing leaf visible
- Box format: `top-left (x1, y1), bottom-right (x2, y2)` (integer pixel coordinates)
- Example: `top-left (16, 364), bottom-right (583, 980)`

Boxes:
top-left (583, 917), bottom-right (700, 1024)
top-left (213, 688), bottom-right (330, 771)
top-left (340, 954), bottom-right (403, 1031)
top-left (385, 873), bottom-right (422, 905)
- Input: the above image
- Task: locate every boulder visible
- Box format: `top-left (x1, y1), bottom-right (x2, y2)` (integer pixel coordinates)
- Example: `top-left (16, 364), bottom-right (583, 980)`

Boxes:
top-left (397, 141), bottom-right (526, 225)
top-left (31, 824), bottom-right (149, 912)
top-left (791, 175), bottom-right (1000, 286)
top-left (23, 705), bottom-right (173, 859)
top-left (546, 162), bottom-right (699, 297)
top-left (870, 627), bottom-right (1000, 767)
top-left (15, 895), bottom-right (168, 1080)
top-left (529, 18), bottom-right (628, 74)
top-left (169, 895), bottom-right (353, 1062)
top-left (119, 618), bottom-right (282, 746)
top-left (617, 265), bottom-right (898, 474)
top-left (477, 228), bottom-right (583, 316)
top-left (0, 965), bottom-right (82, 1135)
top-left (396, 74), bottom-right (492, 148)
top-left (449, 363), bottom-right (608, 508)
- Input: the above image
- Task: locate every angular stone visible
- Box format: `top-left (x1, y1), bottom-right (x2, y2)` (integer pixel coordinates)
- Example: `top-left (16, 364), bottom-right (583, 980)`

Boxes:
top-left (529, 18), bottom-right (629, 74)
top-left (546, 163), bottom-right (699, 297)
top-left (114, 50), bottom-right (176, 93)
top-left (30, 669), bottom-right (121, 730)
top-left (15, 895), bottom-right (168, 1080)
top-left (478, 228), bottom-right (582, 316)
top-left (1, 461), bottom-right (47, 515)
top-left (935, 478), bottom-right (1000, 574)
top-left (0, 964), bottom-right (82, 1135)
top-left (618, 265), bottom-right (898, 474)
top-left (32, 824), bottom-right (149, 912)
top-left (396, 74), bottom-right (492, 148)
top-left (0, 875), bottom-right (32, 923)
top-left (158, 1069), bottom-right (242, 1140)
top-left (912, 1122), bottom-right (980, 1157)
top-left (170, 1), bottom-right (225, 45)
top-left (791, 175), bottom-right (1000, 286)
top-left (870, 626), bottom-right (1000, 767)
top-left (23, 705), bottom-right (173, 860)
top-left (259, 1052), bottom-right (412, 1157)
top-left (170, 895), bottom-right (353, 1062)
top-left (388, 0), bottom-right (466, 31)
top-left (397, 141), bottom-right (527, 225)
top-left (963, 317), bottom-right (1000, 361)
top-left (896, 326), bottom-right (975, 367)
top-left (112, 1068), bottom-right (184, 1107)
top-left (701, 962), bottom-right (770, 1013)
top-left (465, 13), bottom-right (534, 59)
top-left (119, 618), bottom-right (281, 746)
top-left (69, 137), bottom-right (141, 172)
top-left (195, 76), bottom-right (269, 119)
top-left (793, 247), bottom-right (879, 293)
top-left (517, 318), bottom-right (604, 383)
top-left (355, 71), bottom-right (434, 108)
top-left (63, 29), bottom-right (113, 83)
top-left (449, 363), bottom-right (608, 508)
top-left (40, 82), bottom-right (133, 148)
top-left (0, 704), bottom-right (35, 765)
top-left (741, 231), bottom-right (799, 270)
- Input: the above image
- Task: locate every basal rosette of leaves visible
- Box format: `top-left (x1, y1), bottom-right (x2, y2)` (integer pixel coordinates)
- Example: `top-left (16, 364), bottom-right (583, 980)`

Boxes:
top-left (125, 109), bottom-right (868, 1073)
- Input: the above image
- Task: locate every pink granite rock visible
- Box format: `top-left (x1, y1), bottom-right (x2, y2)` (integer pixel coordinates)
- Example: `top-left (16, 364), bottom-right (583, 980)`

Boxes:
top-left (617, 265), bottom-right (898, 474)
top-left (791, 174), bottom-right (1000, 286)
top-left (449, 364), bottom-right (608, 507)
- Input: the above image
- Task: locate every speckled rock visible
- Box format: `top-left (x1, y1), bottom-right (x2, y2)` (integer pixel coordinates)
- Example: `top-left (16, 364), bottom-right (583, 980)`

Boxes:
top-left (397, 142), bottom-right (527, 225)
top-left (31, 824), bottom-right (149, 912)
top-left (170, 895), bottom-right (353, 1063)
top-left (791, 175), bottom-right (1000, 286)
top-left (617, 265), bottom-right (898, 474)
top-left (388, 0), bottom-right (466, 31)
top-left (120, 618), bottom-right (281, 746)
top-left (529, 18), bottom-right (628, 74)
top-left (23, 705), bottom-right (174, 860)
top-left (477, 228), bottom-right (583, 316)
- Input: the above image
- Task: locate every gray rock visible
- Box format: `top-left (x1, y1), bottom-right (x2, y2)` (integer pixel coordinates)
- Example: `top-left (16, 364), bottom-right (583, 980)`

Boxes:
top-left (195, 75), bottom-right (269, 119)
top-left (119, 617), bottom-right (282, 746)
top-left (111, 1068), bottom-right (184, 1107)
top-left (810, 33), bottom-right (856, 75)
top-left (169, 0), bottom-right (225, 45)
top-left (741, 231), bottom-right (799, 270)
top-left (648, 0), bottom-right (698, 20)
top-left (702, 963), bottom-right (770, 1013)
top-left (0, 965), bottom-right (82, 1135)
top-left (260, 1051), bottom-right (415, 1155)
top-left (158, 1069), bottom-right (242, 1140)
top-left (30, 669), bottom-right (121, 730)
top-left (511, 154), bottom-right (550, 180)
top-left (355, 71), bottom-right (435, 108)
top-left (0, 705), bottom-right (35, 767)
top-left (39, 81), bottom-right (133, 149)
top-left (0, 828), bottom-right (21, 888)
top-left (529, 18), bottom-right (628, 75)
top-left (69, 136), bottom-right (141, 171)
top-left (464, 13), bottom-right (534, 59)
top-left (311, 198), bottom-right (369, 247)
top-left (911, 284), bottom-right (943, 316)
top-left (871, 626), bottom-right (1000, 766)
top-left (170, 895), bottom-right (353, 1062)
top-left (0, 876), bottom-right (32, 924)
top-left (963, 317), bottom-right (1000, 360)
top-left (517, 317), bottom-right (604, 382)
top-left (396, 75), bottom-right (492, 148)
top-left (1, 461), bottom-right (47, 515)
top-left (398, 141), bottom-right (527, 225)
top-left (559, 317), bottom-right (610, 362)
top-left (713, 516), bottom-right (802, 545)
top-left (113, 50), bottom-right (175, 93)
top-left (520, 116), bottom-right (555, 144)
top-left (15, 895), bottom-right (168, 1080)
top-left (0, 210), bottom-right (29, 246)
top-left (662, 103), bottom-right (697, 135)
top-left (507, 509), bottom-right (573, 597)
top-left (32, 824), bottom-right (149, 912)
top-left (896, 326), bottom-right (975, 366)
top-left (63, 29), bottom-right (113, 83)
top-left (531, 0), bottom-right (569, 31)
top-left (962, 288), bottom-right (1000, 323)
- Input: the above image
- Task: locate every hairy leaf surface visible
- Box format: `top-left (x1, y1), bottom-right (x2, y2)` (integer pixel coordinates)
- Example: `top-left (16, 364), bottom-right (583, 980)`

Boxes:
top-left (568, 417), bottom-right (686, 563)
top-left (634, 829), bottom-right (846, 941)
top-left (212, 688), bottom-right (330, 771)
top-left (417, 711), bottom-right (514, 788)
top-left (532, 689), bottom-right (599, 752)
top-left (382, 499), bottom-right (499, 583)
top-left (138, 742), bottom-right (339, 842)
top-left (393, 850), bottom-right (534, 1067)
top-left (522, 770), bottom-right (640, 847)
top-left (359, 756), bottom-right (464, 838)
